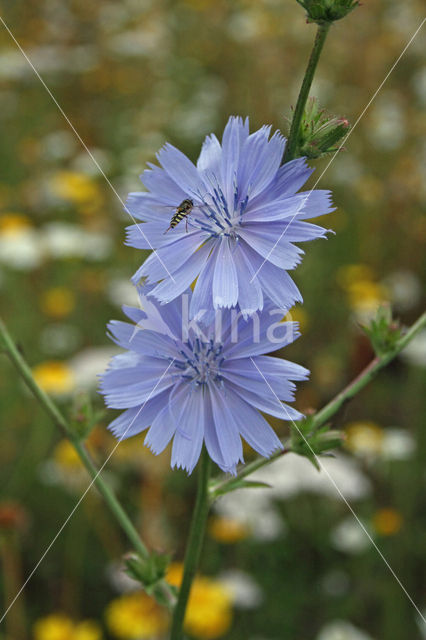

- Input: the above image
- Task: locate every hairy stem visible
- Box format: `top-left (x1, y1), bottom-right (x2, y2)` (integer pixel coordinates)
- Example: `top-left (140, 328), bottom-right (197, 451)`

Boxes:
top-left (0, 316), bottom-right (175, 608)
top-left (170, 448), bottom-right (211, 640)
top-left (283, 22), bottom-right (330, 163)
top-left (210, 311), bottom-right (426, 498)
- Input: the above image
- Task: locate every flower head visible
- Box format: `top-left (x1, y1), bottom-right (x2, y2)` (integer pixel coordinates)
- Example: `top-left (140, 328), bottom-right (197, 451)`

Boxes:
top-left (33, 614), bottom-right (102, 640)
top-left (105, 592), bottom-right (168, 639)
top-left (125, 116), bottom-right (334, 318)
top-left (167, 564), bottom-right (233, 639)
top-left (99, 288), bottom-right (308, 474)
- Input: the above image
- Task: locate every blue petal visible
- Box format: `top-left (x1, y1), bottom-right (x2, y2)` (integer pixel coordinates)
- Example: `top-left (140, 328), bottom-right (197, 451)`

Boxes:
top-left (209, 382), bottom-right (244, 470)
top-left (241, 244), bottom-right (302, 310)
top-left (251, 355), bottom-right (309, 381)
top-left (122, 306), bottom-right (147, 325)
top-left (243, 193), bottom-right (308, 223)
top-left (107, 388), bottom-right (171, 439)
top-left (125, 192), bottom-right (174, 222)
top-left (266, 157), bottom-right (313, 200)
top-left (238, 230), bottom-right (304, 270)
top-left (297, 190), bottom-right (335, 219)
top-left (149, 242), bottom-right (212, 304)
top-left (101, 366), bottom-right (174, 408)
top-left (189, 243), bottom-right (219, 324)
top-left (132, 233), bottom-right (207, 283)
top-left (203, 389), bottom-right (236, 473)
top-left (107, 320), bottom-right (178, 358)
top-left (221, 361), bottom-right (297, 402)
top-left (141, 163), bottom-right (188, 203)
top-left (258, 265), bottom-right (303, 310)
top-left (144, 383), bottom-right (187, 454)
top-left (228, 380), bottom-right (304, 422)
top-left (221, 116), bottom-right (247, 203)
top-left (197, 133), bottom-right (222, 174)
top-left (238, 128), bottom-right (285, 199)
top-left (157, 143), bottom-right (206, 199)
top-left (213, 237), bottom-right (238, 309)
top-left (171, 387), bottom-right (205, 473)
top-left (224, 320), bottom-right (300, 359)
top-left (215, 386), bottom-right (283, 457)
top-left (232, 242), bottom-right (263, 317)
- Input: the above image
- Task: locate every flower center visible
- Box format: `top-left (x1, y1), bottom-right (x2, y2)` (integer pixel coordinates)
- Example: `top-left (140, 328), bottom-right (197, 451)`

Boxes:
top-left (192, 176), bottom-right (249, 238)
top-left (174, 338), bottom-right (224, 386)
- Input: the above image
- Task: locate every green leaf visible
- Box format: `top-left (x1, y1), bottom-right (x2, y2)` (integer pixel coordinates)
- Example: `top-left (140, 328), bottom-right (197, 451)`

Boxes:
top-left (211, 478), bottom-right (272, 498)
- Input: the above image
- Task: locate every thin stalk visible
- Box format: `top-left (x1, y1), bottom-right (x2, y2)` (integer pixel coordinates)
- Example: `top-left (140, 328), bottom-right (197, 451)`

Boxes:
top-left (0, 316), bottom-right (175, 608)
top-left (210, 311), bottom-right (426, 498)
top-left (283, 22), bottom-right (330, 163)
top-left (170, 448), bottom-right (211, 640)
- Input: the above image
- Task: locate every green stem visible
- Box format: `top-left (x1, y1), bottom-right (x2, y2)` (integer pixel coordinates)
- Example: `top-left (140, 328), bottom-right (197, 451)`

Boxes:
top-left (210, 311), bottom-right (426, 498)
top-left (283, 22), bottom-right (330, 163)
top-left (170, 448), bottom-right (211, 640)
top-left (0, 316), bottom-right (175, 608)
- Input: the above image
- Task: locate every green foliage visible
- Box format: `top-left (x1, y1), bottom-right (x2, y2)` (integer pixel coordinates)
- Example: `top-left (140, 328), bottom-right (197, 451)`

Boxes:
top-left (124, 551), bottom-right (175, 600)
top-left (291, 97), bottom-right (350, 159)
top-left (362, 305), bottom-right (404, 357)
top-left (296, 0), bottom-right (360, 24)
top-left (290, 416), bottom-right (345, 470)
top-left (69, 391), bottom-right (105, 440)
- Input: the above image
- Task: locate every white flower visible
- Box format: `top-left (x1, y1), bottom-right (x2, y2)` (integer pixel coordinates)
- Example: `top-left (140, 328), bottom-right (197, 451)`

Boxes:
top-left (42, 222), bottom-right (112, 261)
top-left (317, 620), bottom-right (375, 640)
top-left (251, 452), bottom-right (371, 501)
top-left (381, 428), bottom-right (416, 461)
top-left (0, 227), bottom-right (44, 270)
top-left (218, 570), bottom-right (263, 609)
top-left (401, 329), bottom-right (426, 368)
top-left (330, 517), bottom-right (371, 554)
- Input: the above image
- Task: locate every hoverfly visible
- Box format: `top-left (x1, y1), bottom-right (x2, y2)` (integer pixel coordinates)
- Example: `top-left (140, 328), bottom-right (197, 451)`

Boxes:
top-left (164, 199), bottom-right (194, 234)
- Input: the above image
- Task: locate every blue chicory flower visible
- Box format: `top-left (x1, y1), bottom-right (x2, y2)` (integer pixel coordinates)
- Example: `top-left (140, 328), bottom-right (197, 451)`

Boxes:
top-left (125, 116), bottom-right (334, 318)
top-left (99, 289), bottom-right (309, 474)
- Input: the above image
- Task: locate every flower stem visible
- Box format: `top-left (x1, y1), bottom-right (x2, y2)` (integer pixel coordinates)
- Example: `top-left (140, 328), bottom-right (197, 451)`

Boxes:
top-left (210, 310), bottom-right (426, 498)
top-left (170, 448), bottom-right (211, 640)
top-left (283, 22), bottom-right (330, 163)
top-left (0, 316), bottom-right (176, 609)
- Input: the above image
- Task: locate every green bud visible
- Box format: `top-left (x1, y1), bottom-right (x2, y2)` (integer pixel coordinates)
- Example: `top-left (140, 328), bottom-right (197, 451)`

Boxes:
top-left (290, 418), bottom-right (344, 470)
top-left (296, 0), bottom-right (360, 24)
top-left (124, 551), bottom-right (172, 594)
top-left (293, 97), bottom-right (350, 159)
top-left (362, 304), bottom-right (404, 357)
top-left (69, 391), bottom-right (104, 440)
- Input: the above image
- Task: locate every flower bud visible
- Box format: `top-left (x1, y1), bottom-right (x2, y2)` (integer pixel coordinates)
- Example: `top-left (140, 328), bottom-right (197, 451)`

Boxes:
top-left (124, 551), bottom-right (172, 595)
top-left (361, 304), bottom-right (403, 356)
top-left (296, 0), bottom-right (360, 24)
top-left (69, 391), bottom-right (104, 440)
top-left (294, 97), bottom-right (350, 159)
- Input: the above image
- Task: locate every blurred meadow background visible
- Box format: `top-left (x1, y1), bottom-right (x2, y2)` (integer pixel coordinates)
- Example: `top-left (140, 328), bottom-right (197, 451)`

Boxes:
top-left (0, 1), bottom-right (425, 639)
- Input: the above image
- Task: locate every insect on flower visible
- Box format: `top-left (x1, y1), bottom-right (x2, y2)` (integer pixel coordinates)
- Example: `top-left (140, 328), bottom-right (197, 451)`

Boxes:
top-left (164, 198), bottom-right (194, 234)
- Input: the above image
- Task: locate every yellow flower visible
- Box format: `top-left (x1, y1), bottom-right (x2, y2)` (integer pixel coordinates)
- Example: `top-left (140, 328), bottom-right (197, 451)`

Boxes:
top-left (33, 614), bottom-right (102, 640)
top-left (0, 213), bottom-right (32, 236)
top-left (49, 171), bottom-right (103, 213)
top-left (40, 287), bottom-right (75, 319)
top-left (53, 440), bottom-right (83, 470)
top-left (346, 280), bottom-right (388, 313)
top-left (336, 264), bottom-right (388, 315)
top-left (336, 264), bottom-right (375, 290)
top-left (345, 421), bottom-right (384, 457)
top-left (105, 592), bottom-right (168, 639)
top-left (32, 361), bottom-right (75, 395)
top-left (167, 563), bottom-right (233, 639)
top-left (372, 508), bottom-right (403, 536)
top-left (208, 516), bottom-right (249, 544)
